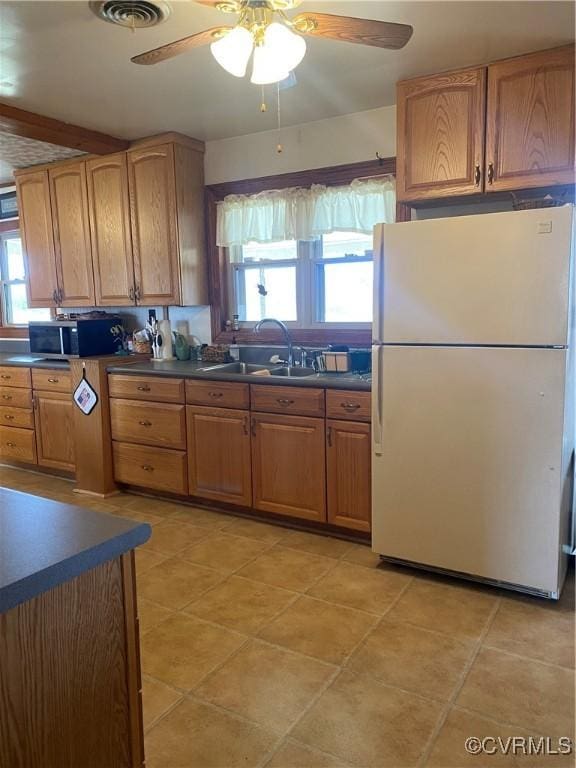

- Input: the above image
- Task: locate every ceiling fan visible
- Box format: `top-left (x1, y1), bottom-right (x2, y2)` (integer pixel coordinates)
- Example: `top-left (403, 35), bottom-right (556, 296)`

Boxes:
top-left (131, 0), bottom-right (413, 85)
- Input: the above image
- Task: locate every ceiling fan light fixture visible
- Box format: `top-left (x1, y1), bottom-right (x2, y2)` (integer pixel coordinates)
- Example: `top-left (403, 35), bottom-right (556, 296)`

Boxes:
top-left (250, 22), bottom-right (305, 85)
top-left (210, 25), bottom-right (253, 77)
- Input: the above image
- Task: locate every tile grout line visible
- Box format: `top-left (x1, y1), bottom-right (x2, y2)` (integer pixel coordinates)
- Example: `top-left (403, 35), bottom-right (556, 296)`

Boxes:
top-left (415, 596), bottom-right (503, 768)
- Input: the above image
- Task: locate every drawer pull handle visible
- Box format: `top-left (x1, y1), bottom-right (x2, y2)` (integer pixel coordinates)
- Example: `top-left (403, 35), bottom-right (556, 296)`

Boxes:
top-left (2, 395), bottom-right (12, 401)
top-left (141, 464), bottom-right (154, 472)
top-left (47, 378), bottom-right (59, 384)
top-left (209, 392), bottom-right (224, 399)
top-left (6, 441), bottom-right (16, 448)
top-left (277, 398), bottom-right (295, 406)
top-left (341, 402), bottom-right (360, 412)
top-left (4, 415), bottom-right (14, 421)
top-left (137, 385), bottom-right (151, 392)
top-left (0, 375), bottom-right (11, 380)
top-left (139, 420), bottom-right (152, 427)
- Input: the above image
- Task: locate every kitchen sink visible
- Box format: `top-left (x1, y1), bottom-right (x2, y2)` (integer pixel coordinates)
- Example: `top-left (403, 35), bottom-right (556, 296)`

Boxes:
top-left (204, 362), bottom-right (317, 377)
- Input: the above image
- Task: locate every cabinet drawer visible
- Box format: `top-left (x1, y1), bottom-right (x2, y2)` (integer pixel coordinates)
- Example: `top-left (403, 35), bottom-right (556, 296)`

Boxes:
top-left (109, 374), bottom-right (185, 404)
top-left (0, 426), bottom-right (36, 463)
top-left (0, 367), bottom-right (31, 388)
top-left (250, 385), bottom-right (325, 417)
top-left (326, 390), bottom-right (371, 422)
top-left (113, 441), bottom-right (187, 494)
top-left (186, 380), bottom-right (249, 410)
top-left (0, 387), bottom-right (32, 408)
top-left (110, 399), bottom-right (186, 450)
top-left (32, 369), bottom-right (72, 393)
top-left (0, 406), bottom-right (34, 429)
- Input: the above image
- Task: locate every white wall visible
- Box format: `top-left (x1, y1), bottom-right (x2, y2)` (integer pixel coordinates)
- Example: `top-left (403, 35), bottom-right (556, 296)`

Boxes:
top-left (204, 105), bottom-right (397, 185)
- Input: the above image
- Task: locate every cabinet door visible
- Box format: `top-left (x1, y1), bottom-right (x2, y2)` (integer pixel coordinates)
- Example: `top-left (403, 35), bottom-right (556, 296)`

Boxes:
top-left (16, 170), bottom-right (58, 308)
top-left (251, 413), bottom-right (326, 522)
top-left (127, 144), bottom-right (180, 305)
top-left (48, 162), bottom-right (95, 306)
top-left (187, 405), bottom-right (252, 506)
top-left (485, 45), bottom-right (575, 192)
top-left (327, 420), bottom-right (371, 533)
top-left (396, 66), bottom-right (487, 201)
top-left (34, 391), bottom-right (75, 471)
top-left (86, 154), bottom-right (136, 306)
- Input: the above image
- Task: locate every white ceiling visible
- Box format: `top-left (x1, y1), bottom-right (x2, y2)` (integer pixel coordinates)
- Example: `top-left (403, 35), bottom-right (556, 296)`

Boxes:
top-left (0, 1), bottom-right (573, 154)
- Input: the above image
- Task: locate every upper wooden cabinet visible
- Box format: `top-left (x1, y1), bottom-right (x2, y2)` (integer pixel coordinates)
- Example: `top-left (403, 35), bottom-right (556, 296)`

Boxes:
top-left (397, 66), bottom-right (486, 201)
top-left (86, 153), bottom-right (135, 306)
top-left (127, 141), bottom-right (208, 306)
top-left (16, 171), bottom-right (59, 308)
top-left (397, 45), bottom-right (575, 202)
top-left (49, 162), bottom-right (95, 306)
top-left (16, 133), bottom-right (208, 309)
top-left (485, 46), bottom-right (575, 192)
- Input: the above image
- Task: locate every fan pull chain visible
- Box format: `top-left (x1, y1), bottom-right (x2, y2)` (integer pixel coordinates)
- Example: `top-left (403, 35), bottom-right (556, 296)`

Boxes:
top-left (260, 85), bottom-right (267, 113)
top-left (276, 82), bottom-right (283, 154)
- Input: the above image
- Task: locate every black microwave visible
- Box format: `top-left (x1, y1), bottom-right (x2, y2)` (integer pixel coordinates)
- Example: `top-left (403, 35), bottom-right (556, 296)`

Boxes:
top-left (28, 319), bottom-right (123, 359)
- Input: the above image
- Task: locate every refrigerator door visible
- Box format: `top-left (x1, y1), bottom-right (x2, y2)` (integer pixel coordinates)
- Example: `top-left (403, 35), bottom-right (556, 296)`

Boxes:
top-left (376, 207), bottom-right (573, 346)
top-left (372, 345), bottom-right (567, 594)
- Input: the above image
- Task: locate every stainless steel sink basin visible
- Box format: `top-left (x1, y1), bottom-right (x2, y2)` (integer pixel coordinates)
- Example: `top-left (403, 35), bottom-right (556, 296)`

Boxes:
top-left (203, 362), bottom-right (317, 378)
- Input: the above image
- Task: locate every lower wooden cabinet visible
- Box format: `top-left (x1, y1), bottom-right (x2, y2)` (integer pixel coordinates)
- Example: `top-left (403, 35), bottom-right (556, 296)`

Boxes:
top-left (34, 391), bottom-right (75, 472)
top-left (327, 420), bottom-right (371, 533)
top-left (251, 412), bottom-right (326, 522)
top-left (113, 441), bottom-right (188, 495)
top-left (0, 425), bottom-right (37, 464)
top-left (187, 405), bottom-right (252, 506)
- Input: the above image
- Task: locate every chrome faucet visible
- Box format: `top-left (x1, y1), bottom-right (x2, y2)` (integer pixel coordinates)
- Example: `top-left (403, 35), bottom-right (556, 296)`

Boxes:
top-left (254, 318), bottom-right (293, 367)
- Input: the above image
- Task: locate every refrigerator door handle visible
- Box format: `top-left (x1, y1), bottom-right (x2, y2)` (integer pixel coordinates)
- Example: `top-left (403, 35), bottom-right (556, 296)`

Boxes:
top-left (373, 225), bottom-right (384, 343)
top-left (372, 345), bottom-right (383, 456)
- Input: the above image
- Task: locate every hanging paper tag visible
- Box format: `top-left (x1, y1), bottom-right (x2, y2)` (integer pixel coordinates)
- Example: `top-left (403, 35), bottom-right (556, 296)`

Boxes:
top-left (73, 369), bottom-right (99, 416)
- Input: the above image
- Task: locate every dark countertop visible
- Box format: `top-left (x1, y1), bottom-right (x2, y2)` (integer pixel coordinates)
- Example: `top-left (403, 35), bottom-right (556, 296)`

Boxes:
top-left (0, 354), bottom-right (70, 370)
top-left (0, 488), bottom-right (151, 614)
top-left (107, 359), bottom-right (372, 392)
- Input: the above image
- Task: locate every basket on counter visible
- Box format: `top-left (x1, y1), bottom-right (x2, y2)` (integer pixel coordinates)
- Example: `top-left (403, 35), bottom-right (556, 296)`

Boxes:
top-left (132, 334), bottom-right (152, 355)
top-left (511, 193), bottom-right (568, 211)
top-left (200, 345), bottom-right (231, 363)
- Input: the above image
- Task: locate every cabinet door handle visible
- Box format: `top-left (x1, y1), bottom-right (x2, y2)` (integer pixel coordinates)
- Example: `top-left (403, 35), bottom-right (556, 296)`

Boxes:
top-left (138, 420), bottom-right (152, 427)
top-left (141, 464), bottom-right (154, 472)
top-left (276, 398), bottom-right (295, 407)
top-left (487, 162), bottom-right (494, 185)
top-left (137, 385), bottom-right (151, 392)
top-left (340, 401), bottom-right (360, 412)
top-left (474, 164), bottom-right (481, 186)
top-left (0, 374), bottom-right (11, 380)
top-left (209, 392), bottom-right (224, 399)
top-left (47, 378), bottom-right (59, 384)
top-left (243, 416), bottom-right (249, 436)
top-left (52, 289), bottom-right (59, 304)
top-left (128, 286), bottom-right (135, 301)
top-left (4, 414), bottom-right (14, 421)
top-left (251, 418), bottom-right (257, 437)
top-left (6, 441), bottom-right (16, 448)
top-left (327, 426), bottom-right (333, 447)
top-left (134, 285), bottom-right (141, 302)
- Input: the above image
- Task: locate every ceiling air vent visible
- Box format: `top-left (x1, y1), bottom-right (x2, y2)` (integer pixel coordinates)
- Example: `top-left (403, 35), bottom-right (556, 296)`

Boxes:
top-left (90, 0), bottom-right (170, 28)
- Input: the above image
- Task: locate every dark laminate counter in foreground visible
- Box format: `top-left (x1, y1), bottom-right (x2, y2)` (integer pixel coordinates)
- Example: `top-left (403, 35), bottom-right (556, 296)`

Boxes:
top-left (0, 487), bottom-right (150, 614)
top-left (0, 353), bottom-right (71, 370)
top-left (107, 359), bottom-right (372, 392)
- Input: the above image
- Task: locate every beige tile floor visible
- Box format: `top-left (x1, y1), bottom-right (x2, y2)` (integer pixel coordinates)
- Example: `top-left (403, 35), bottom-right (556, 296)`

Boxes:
top-left (2, 465), bottom-right (575, 768)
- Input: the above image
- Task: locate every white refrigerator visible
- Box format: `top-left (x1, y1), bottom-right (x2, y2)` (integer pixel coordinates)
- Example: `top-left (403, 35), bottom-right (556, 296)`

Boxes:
top-left (371, 206), bottom-right (575, 598)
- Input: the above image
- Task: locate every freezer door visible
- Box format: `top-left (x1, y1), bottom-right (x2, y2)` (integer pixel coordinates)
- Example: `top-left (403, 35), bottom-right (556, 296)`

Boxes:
top-left (380, 207), bottom-right (574, 346)
top-left (372, 346), bottom-right (567, 593)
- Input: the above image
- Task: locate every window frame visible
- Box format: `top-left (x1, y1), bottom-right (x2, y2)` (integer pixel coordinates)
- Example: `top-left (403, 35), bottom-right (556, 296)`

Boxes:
top-left (206, 156), bottom-right (398, 347)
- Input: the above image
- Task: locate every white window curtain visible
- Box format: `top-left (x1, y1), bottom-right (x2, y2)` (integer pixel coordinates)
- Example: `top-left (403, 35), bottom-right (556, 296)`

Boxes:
top-left (216, 176), bottom-right (396, 250)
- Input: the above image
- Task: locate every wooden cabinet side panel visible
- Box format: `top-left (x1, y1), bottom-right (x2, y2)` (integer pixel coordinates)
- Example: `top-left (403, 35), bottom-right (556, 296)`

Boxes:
top-left (174, 144), bottom-right (208, 306)
top-left (86, 154), bottom-right (136, 306)
top-left (397, 67), bottom-right (487, 201)
top-left (486, 45), bottom-right (575, 191)
top-left (187, 405), bottom-right (252, 506)
top-left (251, 413), bottom-right (326, 522)
top-left (15, 170), bottom-right (58, 307)
top-left (128, 144), bottom-right (180, 305)
top-left (34, 390), bottom-right (76, 471)
top-left (0, 558), bottom-right (135, 768)
top-left (327, 420), bottom-right (371, 533)
top-left (49, 162), bottom-right (96, 306)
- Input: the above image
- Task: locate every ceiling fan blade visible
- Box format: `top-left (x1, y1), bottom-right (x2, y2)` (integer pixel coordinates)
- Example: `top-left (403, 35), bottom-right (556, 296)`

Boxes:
top-left (292, 13), bottom-right (413, 50)
top-left (131, 26), bottom-right (233, 65)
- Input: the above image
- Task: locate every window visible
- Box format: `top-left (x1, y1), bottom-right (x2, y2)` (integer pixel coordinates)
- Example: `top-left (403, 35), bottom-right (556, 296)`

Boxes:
top-left (230, 231), bottom-right (373, 327)
top-left (0, 232), bottom-right (51, 326)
